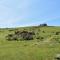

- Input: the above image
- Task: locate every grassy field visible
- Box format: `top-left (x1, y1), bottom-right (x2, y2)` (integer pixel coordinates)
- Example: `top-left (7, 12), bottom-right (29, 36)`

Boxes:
top-left (0, 26), bottom-right (60, 60)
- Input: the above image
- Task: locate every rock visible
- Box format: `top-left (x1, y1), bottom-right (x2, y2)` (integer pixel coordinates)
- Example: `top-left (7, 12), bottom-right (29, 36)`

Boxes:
top-left (55, 54), bottom-right (60, 60)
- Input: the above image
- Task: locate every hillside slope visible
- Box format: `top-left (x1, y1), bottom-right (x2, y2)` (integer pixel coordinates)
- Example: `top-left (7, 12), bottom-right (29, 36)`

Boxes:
top-left (0, 26), bottom-right (60, 60)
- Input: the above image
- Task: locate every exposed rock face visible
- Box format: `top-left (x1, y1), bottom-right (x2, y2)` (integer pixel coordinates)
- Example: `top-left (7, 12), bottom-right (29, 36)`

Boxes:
top-left (40, 23), bottom-right (47, 26)
top-left (6, 31), bottom-right (35, 41)
top-left (20, 31), bottom-right (35, 40)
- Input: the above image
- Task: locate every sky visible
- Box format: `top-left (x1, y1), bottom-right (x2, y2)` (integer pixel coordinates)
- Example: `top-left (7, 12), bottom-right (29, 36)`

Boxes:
top-left (0, 0), bottom-right (60, 28)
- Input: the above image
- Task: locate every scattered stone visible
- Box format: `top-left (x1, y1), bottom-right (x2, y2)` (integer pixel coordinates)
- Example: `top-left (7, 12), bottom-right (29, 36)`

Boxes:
top-left (55, 54), bottom-right (60, 60)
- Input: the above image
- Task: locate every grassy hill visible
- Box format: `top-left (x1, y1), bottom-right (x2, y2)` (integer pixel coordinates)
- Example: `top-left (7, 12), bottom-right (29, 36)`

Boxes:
top-left (0, 26), bottom-right (60, 60)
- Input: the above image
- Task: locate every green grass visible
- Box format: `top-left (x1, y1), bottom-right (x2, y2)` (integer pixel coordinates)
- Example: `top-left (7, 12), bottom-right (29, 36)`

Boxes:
top-left (0, 26), bottom-right (60, 60)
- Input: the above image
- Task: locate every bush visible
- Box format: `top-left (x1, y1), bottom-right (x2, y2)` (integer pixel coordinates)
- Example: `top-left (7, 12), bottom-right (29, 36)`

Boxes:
top-left (51, 37), bottom-right (60, 43)
top-left (55, 32), bottom-right (60, 35)
top-left (6, 34), bottom-right (13, 41)
top-left (42, 31), bottom-right (45, 33)
top-left (41, 37), bottom-right (44, 39)
top-left (36, 36), bottom-right (44, 41)
top-left (15, 30), bottom-right (21, 34)
top-left (6, 34), bottom-right (18, 41)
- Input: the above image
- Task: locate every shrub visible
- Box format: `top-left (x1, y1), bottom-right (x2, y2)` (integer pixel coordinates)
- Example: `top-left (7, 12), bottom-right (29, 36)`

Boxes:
top-left (41, 37), bottom-right (44, 39)
top-left (36, 37), bottom-right (40, 39)
top-left (36, 36), bottom-right (44, 41)
top-left (15, 30), bottom-right (21, 35)
top-left (8, 29), bottom-right (14, 32)
top-left (51, 37), bottom-right (60, 43)
top-left (6, 34), bottom-right (14, 41)
top-left (42, 31), bottom-right (45, 33)
top-left (55, 32), bottom-right (60, 35)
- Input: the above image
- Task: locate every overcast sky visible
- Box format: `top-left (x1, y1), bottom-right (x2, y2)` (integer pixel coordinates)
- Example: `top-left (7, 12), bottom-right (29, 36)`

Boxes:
top-left (0, 0), bottom-right (60, 27)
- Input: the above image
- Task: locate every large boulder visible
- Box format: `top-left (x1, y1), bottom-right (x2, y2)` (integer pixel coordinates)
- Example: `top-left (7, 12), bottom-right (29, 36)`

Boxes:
top-left (20, 31), bottom-right (35, 40)
top-left (6, 31), bottom-right (35, 41)
top-left (40, 23), bottom-right (47, 26)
